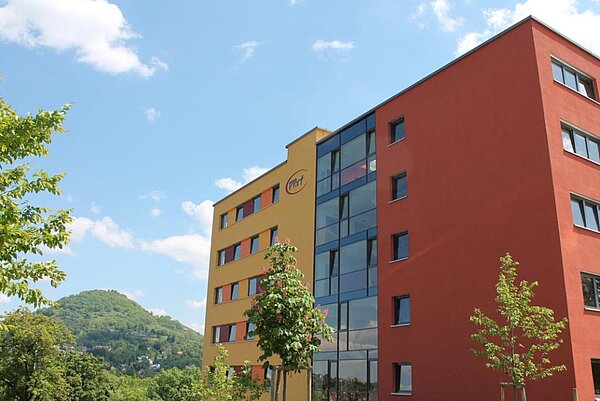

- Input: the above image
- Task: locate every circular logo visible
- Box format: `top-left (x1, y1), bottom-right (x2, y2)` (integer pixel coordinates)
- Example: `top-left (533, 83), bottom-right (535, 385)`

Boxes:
top-left (285, 169), bottom-right (308, 195)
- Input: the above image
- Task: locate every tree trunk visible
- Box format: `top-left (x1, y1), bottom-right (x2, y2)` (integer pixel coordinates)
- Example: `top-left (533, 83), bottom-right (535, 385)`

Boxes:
top-left (282, 370), bottom-right (288, 401)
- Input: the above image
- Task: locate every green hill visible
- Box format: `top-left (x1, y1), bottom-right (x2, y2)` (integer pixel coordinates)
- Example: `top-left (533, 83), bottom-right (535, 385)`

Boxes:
top-left (40, 290), bottom-right (203, 374)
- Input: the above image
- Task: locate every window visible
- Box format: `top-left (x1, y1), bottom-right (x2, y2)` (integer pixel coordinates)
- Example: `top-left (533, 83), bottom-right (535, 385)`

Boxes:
top-left (217, 250), bottom-right (226, 266)
top-left (233, 243), bottom-right (242, 260)
top-left (215, 287), bottom-right (223, 304)
top-left (272, 185), bottom-right (280, 203)
top-left (220, 213), bottom-right (228, 229)
top-left (582, 273), bottom-right (600, 309)
top-left (394, 296), bottom-right (411, 325)
top-left (552, 59), bottom-right (595, 99)
top-left (391, 118), bottom-right (405, 143)
top-left (592, 359), bottom-right (600, 400)
top-left (562, 125), bottom-right (600, 163)
top-left (253, 195), bottom-right (261, 212)
top-left (227, 324), bottom-right (237, 342)
top-left (213, 326), bottom-right (221, 343)
top-left (250, 236), bottom-right (259, 253)
top-left (393, 232), bottom-right (409, 260)
top-left (571, 195), bottom-right (600, 232)
top-left (236, 206), bottom-right (244, 222)
top-left (231, 282), bottom-right (239, 300)
top-left (394, 363), bottom-right (412, 395)
top-left (270, 227), bottom-right (278, 246)
top-left (392, 173), bottom-right (407, 200)
top-left (248, 276), bottom-right (260, 296)
top-left (245, 322), bottom-right (256, 340)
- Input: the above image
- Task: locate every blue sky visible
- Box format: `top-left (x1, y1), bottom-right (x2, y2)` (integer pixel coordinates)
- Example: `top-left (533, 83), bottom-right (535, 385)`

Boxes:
top-left (1, 0), bottom-right (600, 333)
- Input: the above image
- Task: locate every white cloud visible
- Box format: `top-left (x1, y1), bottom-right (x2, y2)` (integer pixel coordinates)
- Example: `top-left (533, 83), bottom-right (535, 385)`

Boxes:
top-left (39, 244), bottom-right (74, 255)
top-left (215, 166), bottom-right (269, 193)
top-left (236, 41), bottom-right (260, 63)
top-left (106, 289), bottom-right (144, 301)
top-left (0, 0), bottom-right (167, 77)
top-left (456, 0), bottom-right (600, 55)
top-left (69, 216), bottom-right (134, 248)
top-left (149, 208), bottom-right (162, 217)
top-left (90, 202), bottom-right (101, 215)
top-left (139, 234), bottom-right (211, 280)
top-left (185, 322), bottom-right (204, 333)
top-left (312, 39), bottom-right (355, 51)
top-left (181, 200), bottom-right (214, 230)
top-left (431, 0), bottom-right (464, 32)
top-left (139, 190), bottom-right (165, 202)
top-left (0, 294), bottom-right (11, 304)
top-left (148, 308), bottom-right (168, 316)
top-left (144, 107), bottom-right (161, 122)
top-left (186, 298), bottom-right (207, 310)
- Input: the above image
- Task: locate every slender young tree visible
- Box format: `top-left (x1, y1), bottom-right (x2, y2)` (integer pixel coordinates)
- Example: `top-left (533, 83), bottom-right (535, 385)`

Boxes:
top-left (470, 254), bottom-right (568, 399)
top-left (0, 95), bottom-right (72, 308)
top-left (244, 241), bottom-right (334, 401)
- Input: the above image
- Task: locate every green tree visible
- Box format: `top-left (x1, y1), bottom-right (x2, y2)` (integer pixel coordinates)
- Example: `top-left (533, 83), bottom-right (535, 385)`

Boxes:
top-left (196, 344), bottom-right (266, 401)
top-left (470, 254), bottom-right (568, 398)
top-left (243, 242), bottom-right (334, 400)
top-left (108, 375), bottom-right (150, 401)
top-left (0, 96), bottom-right (72, 308)
top-left (0, 308), bottom-right (74, 401)
top-left (148, 367), bottom-right (201, 401)
top-left (63, 351), bottom-right (113, 401)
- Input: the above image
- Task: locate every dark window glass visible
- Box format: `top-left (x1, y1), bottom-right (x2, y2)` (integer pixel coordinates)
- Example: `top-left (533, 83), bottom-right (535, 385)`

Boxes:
top-left (368, 267), bottom-right (377, 287)
top-left (213, 326), bottom-right (221, 343)
top-left (315, 279), bottom-right (330, 297)
top-left (220, 213), bottom-right (228, 229)
top-left (369, 360), bottom-right (378, 396)
top-left (248, 276), bottom-right (260, 296)
top-left (250, 236), bottom-right (259, 253)
top-left (218, 250), bottom-right (226, 266)
top-left (272, 185), bottom-right (280, 203)
top-left (340, 195), bottom-right (349, 220)
top-left (228, 324), bottom-right (237, 342)
top-left (332, 150), bottom-right (340, 173)
top-left (340, 240), bottom-right (367, 274)
top-left (349, 209), bottom-right (377, 235)
top-left (391, 118), bottom-right (405, 143)
top-left (270, 227), bottom-right (278, 245)
top-left (330, 250), bottom-right (339, 276)
top-left (572, 198), bottom-right (585, 227)
top-left (233, 244), bottom-right (241, 260)
top-left (317, 177), bottom-right (331, 196)
top-left (340, 270), bottom-right (367, 293)
top-left (392, 173), bottom-right (407, 200)
top-left (367, 131), bottom-right (376, 155)
top-left (395, 364), bottom-right (412, 394)
top-left (349, 181), bottom-right (376, 217)
top-left (367, 239), bottom-right (377, 267)
top-left (245, 322), bottom-right (256, 339)
top-left (585, 203), bottom-right (600, 231)
top-left (253, 196), bottom-right (261, 212)
top-left (564, 68), bottom-right (578, 90)
top-left (231, 282), bottom-right (239, 300)
top-left (323, 303), bottom-right (338, 330)
top-left (592, 360), bottom-right (600, 397)
top-left (236, 206), bottom-right (244, 221)
top-left (582, 273), bottom-right (600, 309)
top-left (315, 252), bottom-right (330, 280)
top-left (551, 61), bottom-right (564, 82)
top-left (564, 124), bottom-right (600, 164)
top-left (341, 134), bottom-right (366, 169)
top-left (348, 296), bottom-right (377, 330)
top-left (339, 360), bottom-right (368, 394)
top-left (215, 287), bottom-right (223, 304)
top-left (316, 198), bottom-right (339, 229)
top-left (316, 223), bottom-right (339, 246)
top-left (395, 296), bottom-right (411, 325)
top-left (393, 232), bottom-right (409, 260)
top-left (339, 302), bottom-right (348, 331)
top-left (578, 75), bottom-right (595, 98)
top-left (317, 153), bottom-right (332, 180)
top-left (562, 129), bottom-right (574, 152)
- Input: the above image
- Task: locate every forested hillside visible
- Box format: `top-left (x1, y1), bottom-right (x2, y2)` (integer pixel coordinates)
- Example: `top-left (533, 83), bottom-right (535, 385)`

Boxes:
top-left (40, 290), bottom-right (203, 374)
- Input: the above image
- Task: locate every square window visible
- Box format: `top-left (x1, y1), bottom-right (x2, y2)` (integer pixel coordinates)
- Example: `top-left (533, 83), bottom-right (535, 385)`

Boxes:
top-left (392, 173), bottom-right (407, 200)
top-left (272, 185), bottom-right (280, 203)
top-left (253, 195), bottom-right (261, 212)
top-left (233, 244), bottom-right (241, 260)
top-left (236, 206), bottom-right (244, 222)
top-left (217, 250), bottom-right (226, 266)
top-left (270, 227), bottom-right (279, 246)
top-left (250, 236), bottom-right (259, 253)
top-left (220, 213), bottom-right (228, 229)
top-left (215, 287), bottom-right (223, 304)
top-left (391, 118), bottom-right (405, 143)
top-left (231, 282), bottom-right (239, 300)
top-left (394, 296), bottom-right (411, 325)
top-left (393, 232), bottom-right (409, 260)
top-left (582, 273), bottom-right (600, 309)
top-left (394, 363), bottom-right (412, 395)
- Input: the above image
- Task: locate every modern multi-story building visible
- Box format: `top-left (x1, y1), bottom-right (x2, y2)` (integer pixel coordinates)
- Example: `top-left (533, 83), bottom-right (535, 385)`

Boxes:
top-left (203, 17), bottom-right (600, 401)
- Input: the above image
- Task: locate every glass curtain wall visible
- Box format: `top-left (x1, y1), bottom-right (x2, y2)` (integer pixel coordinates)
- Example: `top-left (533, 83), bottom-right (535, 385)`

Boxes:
top-left (313, 114), bottom-right (378, 401)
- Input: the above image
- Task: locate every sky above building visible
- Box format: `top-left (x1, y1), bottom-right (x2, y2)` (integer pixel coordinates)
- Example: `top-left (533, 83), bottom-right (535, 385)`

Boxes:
top-left (1, 0), bottom-right (599, 333)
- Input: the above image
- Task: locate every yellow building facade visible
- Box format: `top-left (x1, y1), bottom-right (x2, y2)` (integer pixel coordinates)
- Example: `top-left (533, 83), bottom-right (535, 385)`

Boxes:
top-left (203, 127), bottom-right (331, 401)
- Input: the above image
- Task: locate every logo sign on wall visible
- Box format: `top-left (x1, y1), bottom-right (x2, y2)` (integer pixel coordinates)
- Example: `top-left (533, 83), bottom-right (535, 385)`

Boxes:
top-left (286, 169), bottom-right (308, 195)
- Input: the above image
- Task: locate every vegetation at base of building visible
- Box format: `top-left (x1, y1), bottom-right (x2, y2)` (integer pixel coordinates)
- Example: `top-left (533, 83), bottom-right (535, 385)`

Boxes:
top-left (0, 94), bottom-right (72, 310)
top-left (244, 241), bottom-right (334, 399)
top-left (39, 289), bottom-right (203, 374)
top-left (470, 254), bottom-right (568, 393)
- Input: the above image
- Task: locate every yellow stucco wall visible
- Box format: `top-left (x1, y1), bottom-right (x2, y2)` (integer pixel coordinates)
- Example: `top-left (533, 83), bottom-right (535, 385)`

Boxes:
top-left (202, 127), bottom-right (331, 401)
